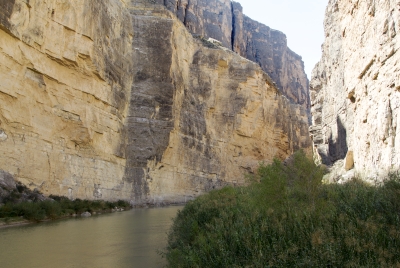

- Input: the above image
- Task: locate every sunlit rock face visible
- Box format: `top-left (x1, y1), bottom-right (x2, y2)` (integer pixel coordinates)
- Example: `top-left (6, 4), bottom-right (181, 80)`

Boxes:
top-left (0, 0), bottom-right (311, 204)
top-left (164, 0), bottom-right (310, 112)
top-left (310, 0), bottom-right (400, 181)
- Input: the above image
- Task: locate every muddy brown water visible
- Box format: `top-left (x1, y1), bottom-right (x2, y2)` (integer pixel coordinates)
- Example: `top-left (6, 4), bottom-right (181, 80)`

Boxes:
top-left (0, 206), bottom-right (183, 268)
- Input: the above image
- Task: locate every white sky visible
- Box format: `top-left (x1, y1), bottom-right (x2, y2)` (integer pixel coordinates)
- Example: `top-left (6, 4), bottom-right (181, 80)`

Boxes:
top-left (234, 0), bottom-right (329, 79)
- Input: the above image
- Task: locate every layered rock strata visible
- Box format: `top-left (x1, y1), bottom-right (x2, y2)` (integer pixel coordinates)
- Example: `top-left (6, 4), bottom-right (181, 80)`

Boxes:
top-left (0, 0), bottom-right (311, 204)
top-left (164, 0), bottom-right (310, 111)
top-left (310, 0), bottom-right (400, 181)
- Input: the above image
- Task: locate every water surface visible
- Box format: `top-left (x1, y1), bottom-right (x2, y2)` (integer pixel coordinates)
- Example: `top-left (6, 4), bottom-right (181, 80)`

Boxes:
top-left (0, 206), bottom-right (182, 268)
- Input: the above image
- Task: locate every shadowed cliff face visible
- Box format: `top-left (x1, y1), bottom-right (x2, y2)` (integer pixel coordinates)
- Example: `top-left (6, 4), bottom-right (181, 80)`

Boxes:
top-left (164, 0), bottom-right (233, 48)
top-left (0, 0), bottom-right (15, 31)
top-left (164, 0), bottom-right (310, 112)
top-left (242, 16), bottom-right (310, 110)
top-left (0, 0), bottom-right (311, 204)
top-left (124, 15), bottom-right (175, 203)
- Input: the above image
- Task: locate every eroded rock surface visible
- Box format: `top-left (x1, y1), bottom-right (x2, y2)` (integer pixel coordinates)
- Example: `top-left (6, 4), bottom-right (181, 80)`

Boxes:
top-left (310, 0), bottom-right (400, 181)
top-left (0, 0), bottom-right (311, 204)
top-left (0, 0), bottom-right (135, 201)
top-left (165, 0), bottom-right (310, 111)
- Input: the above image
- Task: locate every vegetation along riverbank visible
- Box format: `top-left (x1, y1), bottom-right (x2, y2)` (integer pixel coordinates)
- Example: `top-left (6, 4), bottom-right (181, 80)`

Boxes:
top-left (0, 179), bottom-right (131, 226)
top-left (164, 151), bottom-right (400, 267)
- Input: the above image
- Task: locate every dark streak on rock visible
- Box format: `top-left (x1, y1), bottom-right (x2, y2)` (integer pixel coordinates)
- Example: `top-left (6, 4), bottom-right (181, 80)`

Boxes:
top-left (123, 16), bottom-right (175, 203)
top-left (0, 0), bottom-right (15, 30)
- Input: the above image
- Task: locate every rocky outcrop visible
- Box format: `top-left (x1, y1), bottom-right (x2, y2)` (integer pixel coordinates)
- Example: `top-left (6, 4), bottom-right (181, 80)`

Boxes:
top-left (0, 170), bottom-right (48, 204)
top-left (0, 0), bottom-right (311, 204)
top-left (310, 0), bottom-right (400, 181)
top-left (164, 0), bottom-right (310, 111)
top-left (0, 170), bottom-right (16, 192)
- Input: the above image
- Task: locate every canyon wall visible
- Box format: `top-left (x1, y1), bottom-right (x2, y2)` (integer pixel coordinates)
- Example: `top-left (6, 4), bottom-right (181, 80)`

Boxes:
top-left (310, 0), bottom-right (400, 181)
top-left (0, 0), bottom-right (135, 200)
top-left (164, 0), bottom-right (310, 111)
top-left (0, 0), bottom-right (311, 204)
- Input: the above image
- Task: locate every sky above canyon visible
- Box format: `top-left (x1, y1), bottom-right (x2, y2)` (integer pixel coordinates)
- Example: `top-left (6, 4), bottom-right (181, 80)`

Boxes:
top-left (234, 0), bottom-right (329, 79)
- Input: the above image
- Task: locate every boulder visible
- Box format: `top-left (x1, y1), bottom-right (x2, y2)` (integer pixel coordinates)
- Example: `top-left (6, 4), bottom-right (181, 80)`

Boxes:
top-left (0, 170), bottom-right (16, 191)
top-left (81, 212), bottom-right (92, 217)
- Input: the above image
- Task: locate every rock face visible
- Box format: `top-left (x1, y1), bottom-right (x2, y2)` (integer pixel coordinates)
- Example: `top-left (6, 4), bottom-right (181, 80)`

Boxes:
top-left (164, 0), bottom-right (310, 111)
top-left (164, 0), bottom-right (233, 49)
top-left (0, 0), bottom-right (311, 204)
top-left (0, 0), bottom-right (135, 201)
top-left (310, 0), bottom-right (400, 180)
top-left (240, 16), bottom-right (310, 111)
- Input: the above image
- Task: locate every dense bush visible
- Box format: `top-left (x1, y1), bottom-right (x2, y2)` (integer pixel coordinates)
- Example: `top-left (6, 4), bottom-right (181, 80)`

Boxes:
top-left (0, 196), bottom-right (131, 222)
top-left (165, 151), bottom-right (400, 267)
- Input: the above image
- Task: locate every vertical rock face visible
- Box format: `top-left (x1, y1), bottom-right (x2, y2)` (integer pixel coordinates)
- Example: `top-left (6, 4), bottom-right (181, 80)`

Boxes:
top-left (240, 16), bottom-right (310, 111)
top-left (164, 0), bottom-right (310, 111)
top-left (165, 0), bottom-right (233, 49)
top-left (310, 0), bottom-right (400, 180)
top-left (0, 0), bottom-right (135, 200)
top-left (0, 0), bottom-right (311, 204)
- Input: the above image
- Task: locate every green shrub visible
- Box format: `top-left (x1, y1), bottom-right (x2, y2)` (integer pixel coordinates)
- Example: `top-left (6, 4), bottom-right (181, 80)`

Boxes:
top-left (8, 202), bottom-right (47, 222)
top-left (164, 151), bottom-right (400, 267)
top-left (40, 201), bottom-right (62, 219)
top-left (0, 196), bottom-right (131, 222)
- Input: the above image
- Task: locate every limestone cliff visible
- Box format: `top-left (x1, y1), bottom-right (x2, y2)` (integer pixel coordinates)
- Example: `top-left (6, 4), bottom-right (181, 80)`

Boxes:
top-left (310, 0), bottom-right (400, 181)
top-left (0, 0), bottom-right (311, 204)
top-left (164, 0), bottom-right (310, 111)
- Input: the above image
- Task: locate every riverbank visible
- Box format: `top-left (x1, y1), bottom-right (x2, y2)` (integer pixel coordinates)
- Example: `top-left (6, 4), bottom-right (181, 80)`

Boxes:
top-left (0, 196), bottom-right (131, 226)
top-left (0, 206), bottom-right (131, 229)
top-left (0, 169), bottom-right (132, 226)
top-left (0, 201), bottom-right (189, 229)
top-left (0, 217), bottom-right (31, 228)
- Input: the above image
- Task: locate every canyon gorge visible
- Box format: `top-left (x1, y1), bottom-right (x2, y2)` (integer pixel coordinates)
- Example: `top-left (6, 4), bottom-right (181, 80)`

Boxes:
top-left (3, 0), bottom-right (398, 204)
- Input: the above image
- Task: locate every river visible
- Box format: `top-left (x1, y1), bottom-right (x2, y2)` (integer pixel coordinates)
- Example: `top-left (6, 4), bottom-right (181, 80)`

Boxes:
top-left (0, 206), bottom-right (182, 268)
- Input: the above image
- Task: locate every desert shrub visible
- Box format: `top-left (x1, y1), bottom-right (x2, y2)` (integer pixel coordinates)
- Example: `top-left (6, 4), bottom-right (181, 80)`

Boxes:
top-left (165, 151), bottom-right (400, 267)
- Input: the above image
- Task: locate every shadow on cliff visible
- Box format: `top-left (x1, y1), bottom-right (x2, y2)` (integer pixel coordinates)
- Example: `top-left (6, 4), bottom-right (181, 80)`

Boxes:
top-left (0, 0), bottom-right (16, 30)
top-left (320, 116), bottom-right (348, 165)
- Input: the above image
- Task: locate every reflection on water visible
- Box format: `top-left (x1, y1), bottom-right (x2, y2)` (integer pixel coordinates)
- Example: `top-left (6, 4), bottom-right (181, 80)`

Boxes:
top-left (0, 206), bottom-right (182, 268)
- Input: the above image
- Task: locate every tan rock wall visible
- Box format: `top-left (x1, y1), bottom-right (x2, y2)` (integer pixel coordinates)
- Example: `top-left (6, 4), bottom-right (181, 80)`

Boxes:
top-left (311, 0), bottom-right (400, 180)
top-left (0, 0), bottom-right (134, 200)
top-left (0, 0), bottom-right (311, 204)
top-left (144, 15), bottom-right (311, 203)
